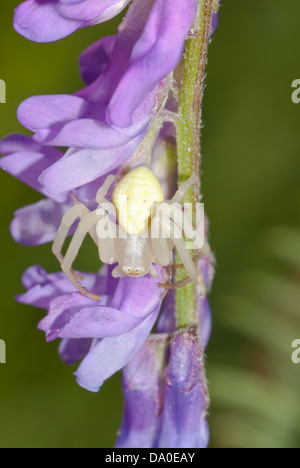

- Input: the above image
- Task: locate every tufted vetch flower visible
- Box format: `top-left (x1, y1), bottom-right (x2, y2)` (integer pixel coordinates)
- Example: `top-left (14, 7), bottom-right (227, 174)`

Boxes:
top-left (16, 0), bottom-right (197, 196)
top-left (18, 264), bottom-right (168, 392)
top-left (2, 0), bottom-right (221, 449)
top-left (116, 328), bottom-right (210, 448)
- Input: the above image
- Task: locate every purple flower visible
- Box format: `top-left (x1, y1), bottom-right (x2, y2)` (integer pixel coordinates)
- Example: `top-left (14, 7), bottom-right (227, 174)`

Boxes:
top-left (211, 2), bottom-right (220, 36)
top-left (16, 0), bottom-right (197, 195)
top-left (18, 264), bottom-right (168, 392)
top-left (0, 133), bottom-right (68, 245)
top-left (0, 133), bottom-right (108, 245)
top-left (156, 284), bottom-right (213, 351)
top-left (14, 0), bottom-right (132, 43)
top-left (158, 328), bottom-right (209, 448)
top-left (116, 335), bottom-right (167, 448)
top-left (0, 129), bottom-right (177, 246)
top-left (116, 328), bottom-right (210, 448)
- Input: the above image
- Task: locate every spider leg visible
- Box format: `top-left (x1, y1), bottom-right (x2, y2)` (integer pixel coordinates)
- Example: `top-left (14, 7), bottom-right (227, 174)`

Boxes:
top-left (52, 204), bottom-right (98, 263)
top-left (149, 265), bottom-right (158, 278)
top-left (71, 194), bottom-right (102, 280)
top-left (159, 276), bottom-right (193, 290)
top-left (111, 264), bottom-right (126, 278)
top-left (166, 202), bottom-right (210, 262)
top-left (167, 202), bottom-right (207, 250)
top-left (53, 201), bottom-right (99, 281)
top-left (160, 252), bottom-right (208, 288)
top-left (60, 210), bottom-right (104, 301)
top-left (150, 210), bottom-right (174, 267)
top-left (97, 216), bottom-right (116, 265)
top-left (170, 174), bottom-right (198, 204)
top-left (159, 213), bottom-right (197, 280)
top-left (171, 252), bottom-right (202, 269)
top-left (151, 206), bottom-right (197, 286)
top-left (95, 174), bottom-right (120, 205)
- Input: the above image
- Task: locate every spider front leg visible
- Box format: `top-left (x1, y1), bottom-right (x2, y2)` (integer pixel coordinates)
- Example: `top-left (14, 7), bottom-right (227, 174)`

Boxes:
top-left (59, 210), bottom-right (104, 300)
top-left (96, 215), bottom-right (117, 266)
top-left (95, 174), bottom-right (120, 205)
top-left (168, 203), bottom-right (211, 255)
top-left (151, 209), bottom-right (174, 267)
top-left (168, 218), bottom-right (198, 280)
top-left (151, 207), bottom-right (198, 289)
top-left (111, 264), bottom-right (126, 279)
top-left (52, 203), bottom-right (98, 280)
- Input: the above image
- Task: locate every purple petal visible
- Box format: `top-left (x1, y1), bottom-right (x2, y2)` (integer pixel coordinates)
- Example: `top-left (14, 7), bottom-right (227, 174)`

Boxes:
top-left (79, 36), bottom-right (116, 85)
top-left (0, 133), bottom-right (47, 155)
top-left (58, 338), bottom-right (93, 365)
top-left (17, 95), bottom-right (98, 133)
top-left (156, 290), bottom-right (176, 334)
top-left (75, 308), bottom-right (161, 392)
top-left (211, 13), bottom-right (219, 36)
top-left (14, 0), bottom-right (131, 42)
top-left (116, 336), bottom-right (168, 448)
top-left (38, 292), bottom-right (102, 341)
top-left (17, 265), bottom-right (105, 309)
top-left (40, 133), bottom-right (145, 195)
top-left (14, 0), bottom-right (83, 43)
top-left (17, 95), bottom-right (148, 148)
top-left (39, 295), bottom-right (149, 342)
top-left (109, 273), bottom-right (163, 317)
top-left (199, 297), bottom-right (212, 350)
top-left (158, 329), bottom-right (209, 448)
top-left (0, 133), bottom-right (64, 201)
top-left (46, 305), bottom-right (146, 342)
top-left (57, 0), bottom-right (131, 22)
top-left (78, 0), bottom-right (155, 106)
top-left (40, 273), bottom-right (163, 341)
top-left (10, 199), bottom-right (67, 245)
top-left (210, 0), bottom-right (220, 37)
top-left (34, 119), bottom-right (133, 149)
top-left (0, 151), bottom-right (63, 198)
top-left (106, 0), bottom-right (197, 128)
top-left (198, 252), bottom-right (215, 292)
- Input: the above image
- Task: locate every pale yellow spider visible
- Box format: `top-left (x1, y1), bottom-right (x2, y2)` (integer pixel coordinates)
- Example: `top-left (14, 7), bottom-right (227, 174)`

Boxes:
top-left (52, 167), bottom-right (209, 300)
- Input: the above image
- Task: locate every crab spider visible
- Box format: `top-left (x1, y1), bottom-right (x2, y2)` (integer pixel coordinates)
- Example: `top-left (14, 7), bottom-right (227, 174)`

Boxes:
top-left (52, 167), bottom-right (209, 300)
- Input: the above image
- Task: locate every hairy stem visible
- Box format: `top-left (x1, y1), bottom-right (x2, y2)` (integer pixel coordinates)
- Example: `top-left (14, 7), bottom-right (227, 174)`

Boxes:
top-left (175, 0), bottom-right (217, 328)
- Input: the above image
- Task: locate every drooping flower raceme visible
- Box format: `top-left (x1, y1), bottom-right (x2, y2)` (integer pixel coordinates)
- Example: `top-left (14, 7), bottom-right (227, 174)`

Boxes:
top-left (16, 0), bottom-right (197, 195)
top-left (2, 0), bottom-right (220, 448)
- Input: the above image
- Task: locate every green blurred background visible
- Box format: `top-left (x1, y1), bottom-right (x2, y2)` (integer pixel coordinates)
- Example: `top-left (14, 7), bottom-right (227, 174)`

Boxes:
top-left (0, 0), bottom-right (300, 448)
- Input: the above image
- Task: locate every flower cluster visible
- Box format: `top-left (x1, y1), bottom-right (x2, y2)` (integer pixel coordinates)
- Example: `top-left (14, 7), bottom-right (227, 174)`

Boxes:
top-left (1, 0), bottom-right (219, 448)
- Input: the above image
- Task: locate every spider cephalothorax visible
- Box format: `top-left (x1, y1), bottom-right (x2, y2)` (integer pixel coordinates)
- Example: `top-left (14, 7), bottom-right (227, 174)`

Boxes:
top-left (53, 167), bottom-right (208, 300)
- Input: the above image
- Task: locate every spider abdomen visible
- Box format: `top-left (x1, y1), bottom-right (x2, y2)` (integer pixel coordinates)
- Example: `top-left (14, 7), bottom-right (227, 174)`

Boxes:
top-left (112, 166), bottom-right (164, 235)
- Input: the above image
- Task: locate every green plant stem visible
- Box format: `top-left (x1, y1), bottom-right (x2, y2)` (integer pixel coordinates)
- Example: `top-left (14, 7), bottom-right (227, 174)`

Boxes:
top-left (175, 0), bottom-right (216, 328)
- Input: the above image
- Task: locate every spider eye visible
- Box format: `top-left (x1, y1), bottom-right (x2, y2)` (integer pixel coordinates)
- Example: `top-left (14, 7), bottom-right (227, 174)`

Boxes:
top-left (122, 266), bottom-right (131, 274)
top-left (136, 267), bottom-right (146, 274)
